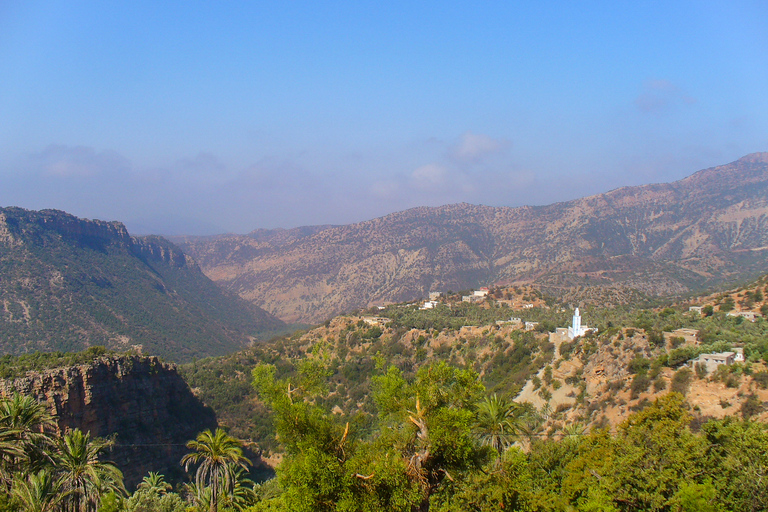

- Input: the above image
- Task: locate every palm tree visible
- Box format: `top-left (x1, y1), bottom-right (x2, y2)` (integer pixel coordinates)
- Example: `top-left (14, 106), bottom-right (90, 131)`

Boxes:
top-left (181, 428), bottom-right (252, 512)
top-left (55, 429), bottom-right (125, 512)
top-left (0, 393), bottom-right (55, 482)
top-left (0, 425), bottom-right (26, 486)
top-left (473, 394), bottom-right (518, 456)
top-left (11, 469), bottom-right (67, 512)
top-left (561, 422), bottom-right (586, 442)
top-left (218, 464), bottom-right (258, 511)
top-left (137, 471), bottom-right (172, 495)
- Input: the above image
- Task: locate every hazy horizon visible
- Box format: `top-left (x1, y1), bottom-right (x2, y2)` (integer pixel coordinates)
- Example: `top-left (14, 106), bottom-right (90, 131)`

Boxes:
top-left (1, 2), bottom-right (766, 235)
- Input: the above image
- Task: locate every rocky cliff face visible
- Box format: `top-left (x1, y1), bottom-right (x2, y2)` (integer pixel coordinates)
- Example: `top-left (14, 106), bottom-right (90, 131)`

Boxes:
top-left (178, 153), bottom-right (768, 323)
top-left (0, 355), bottom-right (216, 488)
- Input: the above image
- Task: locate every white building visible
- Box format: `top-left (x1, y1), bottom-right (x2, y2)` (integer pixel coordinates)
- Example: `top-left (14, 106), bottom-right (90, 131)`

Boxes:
top-left (566, 308), bottom-right (595, 340)
top-left (727, 311), bottom-right (762, 322)
top-left (420, 300), bottom-right (439, 310)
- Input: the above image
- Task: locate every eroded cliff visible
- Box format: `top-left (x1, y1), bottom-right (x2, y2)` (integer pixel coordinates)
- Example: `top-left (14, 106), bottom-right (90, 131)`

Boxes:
top-left (0, 355), bottom-right (216, 488)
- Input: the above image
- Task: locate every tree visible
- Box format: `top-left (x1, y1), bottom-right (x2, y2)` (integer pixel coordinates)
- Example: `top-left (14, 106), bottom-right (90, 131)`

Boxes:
top-left (253, 360), bottom-right (490, 512)
top-left (719, 297), bottom-right (735, 313)
top-left (701, 417), bottom-right (768, 511)
top-left (473, 394), bottom-right (518, 456)
top-left (11, 469), bottom-right (67, 512)
top-left (136, 472), bottom-right (172, 495)
top-left (371, 362), bottom-right (490, 511)
top-left (585, 394), bottom-right (705, 510)
top-left (0, 393), bottom-right (55, 483)
top-left (55, 428), bottom-right (125, 512)
top-left (181, 428), bottom-right (251, 512)
top-left (253, 360), bottom-right (417, 512)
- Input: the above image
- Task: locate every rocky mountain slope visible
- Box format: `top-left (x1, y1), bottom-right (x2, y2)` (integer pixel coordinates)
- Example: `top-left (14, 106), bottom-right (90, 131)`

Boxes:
top-left (0, 353), bottom-right (216, 488)
top-left (0, 207), bottom-right (285, 361)
top-left (177, 153), bottom-right (768, 323)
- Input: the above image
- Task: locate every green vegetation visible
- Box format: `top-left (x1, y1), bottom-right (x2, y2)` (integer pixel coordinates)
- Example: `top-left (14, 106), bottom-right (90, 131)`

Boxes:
top-left (182, 294), bottom-right (768, 452)
top-left (245, 351), bottom-right (768, 511)
top-left (0, 393), bottom-right (261, 511)
top-left (4, 269), bottom-right (768, 509)
top-left (0, 208), bottom-right (284, 362)
top-left (0, 346), bottom-right (114, 379)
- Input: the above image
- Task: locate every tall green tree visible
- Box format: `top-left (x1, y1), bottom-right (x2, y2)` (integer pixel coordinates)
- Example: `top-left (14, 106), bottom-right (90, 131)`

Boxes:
top-left (55, 428), bottom-right (125, 512)
top-left (472, 394), bottom-right (518, 456)
top-left (701, 417), bottom-right (768, 511)
top-left (181, 428), bottom-right (251, 512)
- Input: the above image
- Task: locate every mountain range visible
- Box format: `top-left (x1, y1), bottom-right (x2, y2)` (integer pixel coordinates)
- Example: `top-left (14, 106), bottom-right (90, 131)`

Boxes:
top-left (176, 153), bottom-right (768, 323)
top-left (0, 207), bottom-right (284, 361)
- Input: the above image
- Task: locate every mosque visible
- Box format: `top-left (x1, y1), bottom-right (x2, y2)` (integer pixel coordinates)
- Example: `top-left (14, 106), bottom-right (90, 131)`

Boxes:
top-left (552, 307), bottom-right (596, 342)
top-left (567, 308), bottom-right (592, 339)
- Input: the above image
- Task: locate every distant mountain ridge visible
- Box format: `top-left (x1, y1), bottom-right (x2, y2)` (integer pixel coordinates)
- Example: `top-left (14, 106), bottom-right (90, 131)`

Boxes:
top-left (173, 152), bottom-right (767, 323)
top-left (0, 207), bottom-right (284, 361)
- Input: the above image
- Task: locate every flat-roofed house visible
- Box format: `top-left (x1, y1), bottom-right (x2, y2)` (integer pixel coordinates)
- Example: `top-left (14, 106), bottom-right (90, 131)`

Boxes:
top-left (693, 352), bottom-right (736, 373)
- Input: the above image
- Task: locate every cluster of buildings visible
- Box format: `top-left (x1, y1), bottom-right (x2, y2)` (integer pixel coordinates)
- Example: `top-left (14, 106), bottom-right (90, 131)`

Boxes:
top-left (461, 288), bottom-right (489, 304)
top-left (689, 305), bottom-right (763, 322)
top-left (404, 289), bottom-right (756, 378)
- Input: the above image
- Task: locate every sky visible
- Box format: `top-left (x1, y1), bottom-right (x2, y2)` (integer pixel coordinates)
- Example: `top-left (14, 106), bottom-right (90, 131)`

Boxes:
top-left (1, 1), bottom-right (767, 235)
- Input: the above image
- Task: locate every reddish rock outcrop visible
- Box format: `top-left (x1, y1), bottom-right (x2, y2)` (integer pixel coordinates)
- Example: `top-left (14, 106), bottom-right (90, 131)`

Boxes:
top-left (1, 355), bottom-right (216, 489)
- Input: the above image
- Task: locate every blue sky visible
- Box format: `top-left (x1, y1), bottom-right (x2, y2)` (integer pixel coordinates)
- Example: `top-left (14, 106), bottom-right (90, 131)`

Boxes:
top-left (1, 1), bottom-right (766, 234)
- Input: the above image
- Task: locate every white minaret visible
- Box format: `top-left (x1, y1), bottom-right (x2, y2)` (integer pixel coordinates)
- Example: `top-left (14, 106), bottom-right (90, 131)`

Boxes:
top-left (573, 308), bottom-right (581, 333)
top-left (568, 308), bottom-right (583, 339)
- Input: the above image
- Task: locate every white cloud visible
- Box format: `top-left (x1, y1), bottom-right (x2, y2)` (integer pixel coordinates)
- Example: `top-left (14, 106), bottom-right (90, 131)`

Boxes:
top-left (411, 163), bottom-right (449, 189)
top-left (451, 131), bottom-right (511, 161)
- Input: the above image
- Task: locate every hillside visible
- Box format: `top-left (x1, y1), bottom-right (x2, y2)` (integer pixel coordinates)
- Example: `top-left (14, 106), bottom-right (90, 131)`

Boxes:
top-left (177, 153), bottom-right (768, 324)
top-left (0, 207), bottom-right (285, 361)
top-left (180, 277), bottom-right (768, 456)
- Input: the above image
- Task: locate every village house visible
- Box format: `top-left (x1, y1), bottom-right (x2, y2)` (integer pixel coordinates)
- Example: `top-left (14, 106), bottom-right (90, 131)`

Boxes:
top-left (361, 316), bottom-right (391, 327)
top-left (692, 351), bottom-right (736, 373)
top-left (473, 288), bottom-right (489, 297)
top-left (496, 317), bottom-right (522, 326)
top-left (459, 288), bottom-right (491, 303)
top-left (688, 306), bottom-right (703, 314)
top-left (420, 300), bottom-right (439, 310)
top-left (428, 291), bottom-right (442, 301)
top-left (727, 311), bottom-right (762, 322)
top-left (524, 321), bottom-right (539, 331)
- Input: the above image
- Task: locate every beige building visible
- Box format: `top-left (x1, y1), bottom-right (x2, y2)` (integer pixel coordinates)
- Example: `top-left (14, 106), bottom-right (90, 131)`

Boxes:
top-left (693, 352), bottom-right (736, 373)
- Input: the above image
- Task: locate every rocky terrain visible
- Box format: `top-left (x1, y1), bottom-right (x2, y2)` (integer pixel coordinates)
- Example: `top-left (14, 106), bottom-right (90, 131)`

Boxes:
top-left (0, 207), bottom-right (285, 361)
top-left (177, 153), bottom-right (768, 323)
top-left (0, 354), bottom-right (217, 488)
